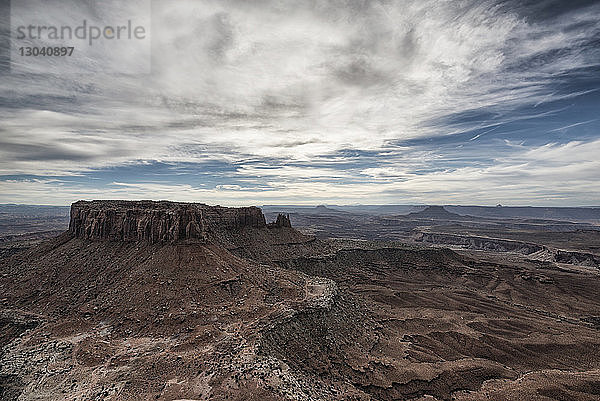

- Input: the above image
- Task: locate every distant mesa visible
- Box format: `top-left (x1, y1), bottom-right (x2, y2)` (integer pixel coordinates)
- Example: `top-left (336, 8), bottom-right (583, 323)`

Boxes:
top-left (68, 200), bottom-right (290, 244)
top-left (406, 205), bottom-right (463, 220)
top-left (311, 205), bottom-right (344, 214)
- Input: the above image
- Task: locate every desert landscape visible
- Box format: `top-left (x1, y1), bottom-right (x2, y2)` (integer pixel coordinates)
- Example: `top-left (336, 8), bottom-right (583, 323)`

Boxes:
top-left (2, 1), bottom-right (600, 400)
top-left (1, 200), bottom-right (599, 400)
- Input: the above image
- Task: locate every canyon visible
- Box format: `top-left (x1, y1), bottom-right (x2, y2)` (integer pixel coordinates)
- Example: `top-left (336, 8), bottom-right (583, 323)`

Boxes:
top-left (1, 201), bottom-right (600, 400)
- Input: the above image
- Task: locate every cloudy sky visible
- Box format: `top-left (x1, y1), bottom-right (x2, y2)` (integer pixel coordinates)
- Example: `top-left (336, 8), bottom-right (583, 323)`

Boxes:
top-left (1, 0), bottom-right (599, 206)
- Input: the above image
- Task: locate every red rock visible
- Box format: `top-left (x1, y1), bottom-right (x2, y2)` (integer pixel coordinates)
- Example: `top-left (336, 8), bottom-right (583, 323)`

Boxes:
top-left (68, 200), bottom-right (267, 243)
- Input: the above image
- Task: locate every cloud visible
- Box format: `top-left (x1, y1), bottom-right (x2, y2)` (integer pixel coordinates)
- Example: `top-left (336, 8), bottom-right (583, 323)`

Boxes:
top-left (2, 139), bottom-right (599, 206)
top-left (0, 0), bottom-right (599, 204)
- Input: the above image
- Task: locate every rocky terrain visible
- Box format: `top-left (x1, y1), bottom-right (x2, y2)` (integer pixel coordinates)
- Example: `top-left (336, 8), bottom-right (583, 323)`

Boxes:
top-left (263, 205), bottom-right (600, 268)
top-left (1, 201), bottom-right (600, 400)
top-left (0, 205), bottom-right (70, 238)
top-left (0, 205), bottom-right (70, 260)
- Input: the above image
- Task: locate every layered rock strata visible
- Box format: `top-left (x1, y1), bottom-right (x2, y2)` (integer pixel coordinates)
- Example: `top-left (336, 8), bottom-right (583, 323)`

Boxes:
top-left (68, 200), bottom-right (268, 243)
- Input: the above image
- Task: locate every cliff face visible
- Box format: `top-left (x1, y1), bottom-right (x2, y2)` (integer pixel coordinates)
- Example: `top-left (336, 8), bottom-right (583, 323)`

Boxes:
top-left (414, 232), bottom-right (544, 254)
top-left (68, 200), bottom-right (267, 243)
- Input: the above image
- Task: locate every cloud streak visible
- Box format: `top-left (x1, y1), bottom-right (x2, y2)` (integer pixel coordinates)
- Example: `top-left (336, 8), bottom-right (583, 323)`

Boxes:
top-left (0, 0), bottom-right (599, 205)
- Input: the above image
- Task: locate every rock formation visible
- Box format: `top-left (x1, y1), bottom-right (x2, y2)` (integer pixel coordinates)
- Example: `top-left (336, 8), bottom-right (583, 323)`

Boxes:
top-left (68, 200), bottom-right (269, 243)
top-left (414, 232), bottom-right (545, 254)
top-left (268, 213), bottom-right (292, 228)
top-left (406, 205), bottom-right (464, 220)
top-left (3, 201), bottom-right (600, 400)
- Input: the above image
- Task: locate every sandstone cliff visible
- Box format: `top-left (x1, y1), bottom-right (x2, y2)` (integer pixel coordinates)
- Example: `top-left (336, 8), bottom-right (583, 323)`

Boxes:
top-left (414, 231), bottom-right (544, 254)
top-left (68, 200), bottom-right (269, 243)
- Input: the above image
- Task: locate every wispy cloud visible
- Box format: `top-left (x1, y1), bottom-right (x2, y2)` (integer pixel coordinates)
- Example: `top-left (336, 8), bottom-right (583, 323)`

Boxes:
top-left (0, 0), bottom-right (599, 205)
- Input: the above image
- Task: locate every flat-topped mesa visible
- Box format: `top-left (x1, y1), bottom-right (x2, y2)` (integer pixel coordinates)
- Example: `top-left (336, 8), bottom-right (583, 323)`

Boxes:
top-left (407, 205), bottom-right (463, 220)
top-left (68, 200), bottom-right (270, 243)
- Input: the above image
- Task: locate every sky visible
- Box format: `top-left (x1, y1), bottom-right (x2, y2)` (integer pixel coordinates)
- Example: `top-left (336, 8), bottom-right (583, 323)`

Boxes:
top-left (0, 0), bottom-right (599, 206)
